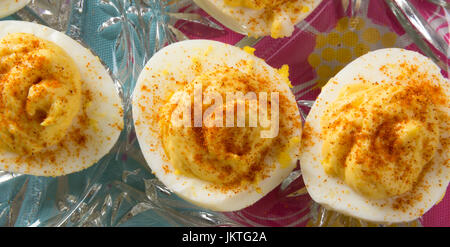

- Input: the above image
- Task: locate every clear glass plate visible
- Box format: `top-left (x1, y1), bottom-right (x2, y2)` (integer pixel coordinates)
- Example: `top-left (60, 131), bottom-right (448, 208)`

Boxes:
top-left (0, 0), bottom-right (448, 227)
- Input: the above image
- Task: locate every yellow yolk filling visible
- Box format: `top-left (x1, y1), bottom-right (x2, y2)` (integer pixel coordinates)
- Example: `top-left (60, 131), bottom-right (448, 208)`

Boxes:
top-left (158, 66), bottom-right (294, 189)
top-left (320, 82), bottom-right (444, 199)
top-left (0, 33), bottom-right (82, 155)
top-left (224, 0), bottom-right (308, 39)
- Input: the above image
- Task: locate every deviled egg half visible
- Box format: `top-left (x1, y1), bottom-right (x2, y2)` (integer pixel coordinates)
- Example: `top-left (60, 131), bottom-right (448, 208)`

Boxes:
top-left (132, 40), bottom-right (302, 211)
top-left (193, 0), bottom-right (321, 38)
top-left (300, 48), bottom-right (449, 223)
top-left (0, 0), bottom-right (30, 18)
top-left (0, 21), bottom-right (123, 176)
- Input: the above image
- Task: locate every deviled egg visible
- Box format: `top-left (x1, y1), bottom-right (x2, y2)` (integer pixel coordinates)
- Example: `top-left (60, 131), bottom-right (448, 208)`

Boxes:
top-left (300, 48), bottom-right (449, 223)
top-left (132, 40), bottom-right (302, 211)
top-left (0, 21), bottom-right (123, 176)
top-left (193, 0), bottom-right (321, 38)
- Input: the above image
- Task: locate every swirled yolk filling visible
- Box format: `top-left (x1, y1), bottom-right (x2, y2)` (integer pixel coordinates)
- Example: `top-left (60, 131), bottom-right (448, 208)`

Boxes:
top-left (0, 33), bottom-right (82, 155)
top-left (224, 0), bottom-right (311, 38)
top-left (320, 81), bottom-right (446, 199)
top-left (158, 66), bottom-right (295, 190)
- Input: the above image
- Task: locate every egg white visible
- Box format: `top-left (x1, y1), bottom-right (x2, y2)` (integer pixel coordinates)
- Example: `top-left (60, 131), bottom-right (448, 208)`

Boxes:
top-left (0, 21), bottom-right (123, 176)
top-left (193, 0), bottom-right (321, 37)
top-left (132, 39), bottom-right (302, 211)
top-left (0, 0), bottom-right (30, 18)
top-left (300, 48), bottom-right (450, 223)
